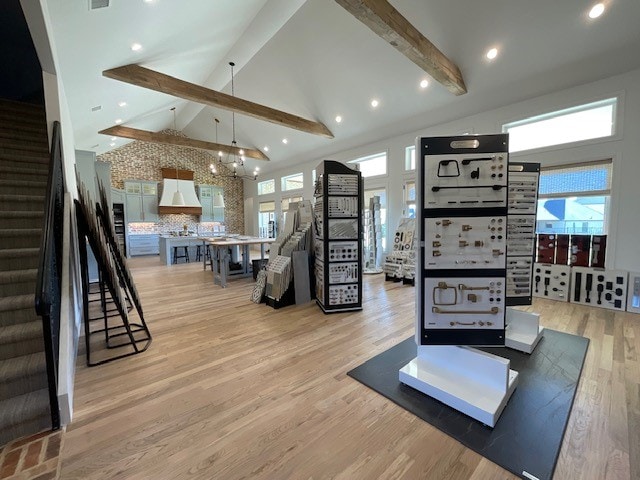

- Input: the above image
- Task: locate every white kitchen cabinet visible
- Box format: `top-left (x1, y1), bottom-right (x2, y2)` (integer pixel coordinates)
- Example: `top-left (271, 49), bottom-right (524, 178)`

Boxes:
top-left (124, 180), bottom-right (158, 222)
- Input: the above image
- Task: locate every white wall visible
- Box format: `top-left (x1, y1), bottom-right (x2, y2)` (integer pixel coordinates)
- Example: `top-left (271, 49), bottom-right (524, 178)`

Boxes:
top-left (21, 0), bottom-right (81, 425)
top-left (245, 67), bottom-right (640, 271)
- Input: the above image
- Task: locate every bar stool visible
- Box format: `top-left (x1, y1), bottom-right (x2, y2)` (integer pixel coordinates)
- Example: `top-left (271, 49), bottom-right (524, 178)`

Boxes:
top-left (203, 244), bottom-right (213, 271)
top-left (195, 244), bottom-right (202, 261)
top-left (172, 246), bottom-right (190, 264)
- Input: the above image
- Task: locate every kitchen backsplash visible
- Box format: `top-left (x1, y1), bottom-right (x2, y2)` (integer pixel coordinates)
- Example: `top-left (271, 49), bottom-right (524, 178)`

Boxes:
top-left (129, 218), bottom-right (226, 235)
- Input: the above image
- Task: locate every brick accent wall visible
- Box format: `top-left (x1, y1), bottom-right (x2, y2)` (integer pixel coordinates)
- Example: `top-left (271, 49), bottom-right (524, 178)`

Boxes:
top-left (97, 129), bottom-right (245, 234)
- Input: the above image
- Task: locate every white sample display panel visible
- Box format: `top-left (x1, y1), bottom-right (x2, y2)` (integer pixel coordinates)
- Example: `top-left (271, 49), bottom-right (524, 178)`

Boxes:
top-left (425, 277), bottom-right (505, 329)
top-left (424, 216), bottom-right (507, 269)
top-left (506, 257), bottom-right (533, 299)
top-left (627, 272), bottom-right (640, 313)
top-left (506, 215), bottom-right (536, 256)
top-left (328, 241), bottom-right (359, 261)
top-left (508, 172), bottom-right (538, 214)
top-left (570, 266), bottom-right (627, 311)
top-left (328, 262), bottom-right (359, 284)
top-left (533, 263), bottom-right (571, 302)
top-left (424, 153), bottom-right (508, 209)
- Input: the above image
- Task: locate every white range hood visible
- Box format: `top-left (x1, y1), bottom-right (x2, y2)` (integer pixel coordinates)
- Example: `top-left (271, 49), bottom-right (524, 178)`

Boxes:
top-left (158, 169), bottom-right (203, 215)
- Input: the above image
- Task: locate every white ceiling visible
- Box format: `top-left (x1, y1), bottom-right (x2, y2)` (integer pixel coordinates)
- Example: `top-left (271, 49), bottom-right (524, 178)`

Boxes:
top-left (47, 0), bottom-right (640, 175)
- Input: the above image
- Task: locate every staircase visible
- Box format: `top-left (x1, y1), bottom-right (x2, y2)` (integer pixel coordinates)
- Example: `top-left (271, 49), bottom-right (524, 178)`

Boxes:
top-left (0, 99), bottom-right (52, 446)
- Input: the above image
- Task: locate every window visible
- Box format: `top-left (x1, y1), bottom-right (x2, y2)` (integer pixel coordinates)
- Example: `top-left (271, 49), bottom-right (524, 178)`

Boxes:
top-left (364, 188), bottom-right (387, 251)
top-left (405, 146), bottom-right (415, 171)
top-left (503, 97), bottom-right (617, 153)
top-left (258, 201), bottom-right (276, 238)
top-left (348, 152), bottom-right (387, 178)
top-left (404, 181), bottom-right (416, 218)
top-left (536, 160), bottom-right (612, 235)
top-left (281, 172), bottom-right (303, 191)
top-left (258, 179), bottom-right (275, 195)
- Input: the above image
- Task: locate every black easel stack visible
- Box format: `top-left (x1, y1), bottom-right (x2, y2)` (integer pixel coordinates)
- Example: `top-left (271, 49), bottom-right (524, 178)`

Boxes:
top-left (75, 179), bottom-right (151, 366)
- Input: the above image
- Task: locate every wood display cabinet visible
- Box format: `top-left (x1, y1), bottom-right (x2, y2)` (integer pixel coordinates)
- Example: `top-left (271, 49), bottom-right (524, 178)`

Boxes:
top-left (197, 185), bottom-right (224, 222)
top-left (124, 180), bottom-right (159, 223)
top-left (313, 160), bottom-right (363, 313)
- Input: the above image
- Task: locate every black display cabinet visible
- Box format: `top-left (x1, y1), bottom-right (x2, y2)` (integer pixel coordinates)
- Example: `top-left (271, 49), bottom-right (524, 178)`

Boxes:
top-left (313, 160), bottom-right (363, 313)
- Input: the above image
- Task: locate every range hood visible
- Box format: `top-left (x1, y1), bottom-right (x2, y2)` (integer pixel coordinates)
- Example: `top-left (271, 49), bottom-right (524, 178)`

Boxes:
top-left (158, 168), bottom-right (202, 215)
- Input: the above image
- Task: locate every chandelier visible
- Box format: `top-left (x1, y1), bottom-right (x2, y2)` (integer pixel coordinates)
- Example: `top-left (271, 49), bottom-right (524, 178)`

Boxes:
top-left (209, 62), bottom-right (259, 181)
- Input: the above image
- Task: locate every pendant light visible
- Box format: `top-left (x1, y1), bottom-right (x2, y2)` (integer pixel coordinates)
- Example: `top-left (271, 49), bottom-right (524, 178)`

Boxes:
top-left (170, 107), bottom-right (186, 206)
top-left (172, 165), bottom-right (185, 206)
top-left (208, 62), bottom-right (259, 180)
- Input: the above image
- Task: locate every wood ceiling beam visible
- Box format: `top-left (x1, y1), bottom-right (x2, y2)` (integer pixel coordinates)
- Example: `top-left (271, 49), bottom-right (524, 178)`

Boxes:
top-left (335, 0), bottom-right (467, 96)
top-left (102, 64), bottom-right (334, 138)
top-left (99, 125), bottom-right (270, 161)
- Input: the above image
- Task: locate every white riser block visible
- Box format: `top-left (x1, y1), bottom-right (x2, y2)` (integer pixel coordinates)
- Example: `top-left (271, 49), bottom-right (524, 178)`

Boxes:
top-left (399, 345), bottom-right (518, 427)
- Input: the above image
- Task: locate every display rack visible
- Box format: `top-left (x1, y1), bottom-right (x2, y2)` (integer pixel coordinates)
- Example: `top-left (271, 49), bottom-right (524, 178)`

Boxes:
top-left (76, 179), bottom-right (151, 366)
top-left (506, 162), bottom-right (540, 306)
top-left (416, 135), bottom-right (509, 346)
top-left (363, 195), bottom-right (383, 273)
top-left (313, 160), bottom-right (363, 313)
top-left (400, 134), bottom-right (517, 429)
top-left (384, 217), bottom-right (416, 284)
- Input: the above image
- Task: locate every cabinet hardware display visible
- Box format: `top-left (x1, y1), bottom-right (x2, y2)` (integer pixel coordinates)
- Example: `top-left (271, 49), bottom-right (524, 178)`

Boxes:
top-left (315, 162), bottom-right (363, 313)
top-left (419, 135), bottom-right (508, 344)
top-left (437, 159), bottom-right (460, 177)
top-left (570, 266), bottom-right (628, 311)
top-left (432, 184), bottom-right (503, 192)
top-left (461, 155), bottom-right (499, 165)
top-left (432, 307), bottom-right (499, 315)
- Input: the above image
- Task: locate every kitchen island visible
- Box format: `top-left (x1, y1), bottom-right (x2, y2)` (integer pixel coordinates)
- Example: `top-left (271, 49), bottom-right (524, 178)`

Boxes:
top-left (202, 236), bottom-right (275, 287)
top-left (159, 236), bottom-right (204, 265)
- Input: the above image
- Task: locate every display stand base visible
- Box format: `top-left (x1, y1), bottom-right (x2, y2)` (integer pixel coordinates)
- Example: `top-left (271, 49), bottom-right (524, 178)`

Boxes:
top-left (265, 284), bottom-right (296, 309)
top-left (363, 268), bottom-right (384, 275)
top-left (399, 345), bottom-right (518, 427)
top-left (505, 308), bottom-right (544, 354)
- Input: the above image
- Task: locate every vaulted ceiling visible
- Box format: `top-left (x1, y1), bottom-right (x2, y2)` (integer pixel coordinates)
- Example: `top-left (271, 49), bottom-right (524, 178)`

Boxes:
top-left (47, 0), bottom-right (640, 175)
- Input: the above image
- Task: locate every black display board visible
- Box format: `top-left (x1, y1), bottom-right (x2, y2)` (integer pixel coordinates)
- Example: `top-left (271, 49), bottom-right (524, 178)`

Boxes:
top-left (417, 134), bottom-right (508, 346)
top-left (313, 160), bottom-right (363, 313)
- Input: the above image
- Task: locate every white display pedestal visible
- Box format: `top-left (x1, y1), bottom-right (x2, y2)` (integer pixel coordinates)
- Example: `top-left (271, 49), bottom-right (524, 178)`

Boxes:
top-left (399, 345), bottom-right (518, 427)
top-left (505, 308), bottom-right (544, 354)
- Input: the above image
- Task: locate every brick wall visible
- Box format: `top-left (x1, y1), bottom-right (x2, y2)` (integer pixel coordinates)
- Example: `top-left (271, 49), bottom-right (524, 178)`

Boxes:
top-left (97, 129), bottom-right (245, 234)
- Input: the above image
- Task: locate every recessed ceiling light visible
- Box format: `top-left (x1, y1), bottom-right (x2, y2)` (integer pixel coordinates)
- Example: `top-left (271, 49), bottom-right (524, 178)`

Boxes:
top-left (118, 101), bottom-right (127, 107)
top-left (131, 43), bottom-right (142, 52)
top-left (282, 138), bottom-right (288, 144)
top-left (111, 137), bottom-right (117, 141)
top-left (255, 167), bottom-right (260, 171)
top-left (239, 149), bottom-right (244, 155)
top-left (110, 142), bottom-right (116, 147)
top-left (588, 3), bottom-right (605, 18)
top-left (143, 0), bottom-right (155, 3)
top-left (115, 119), bottom-right (122, 124)
top-left (370, 99), bottom-right (379, 108)
top-left (335, 115), bottom-right (343, 123)
top-left (263, 146), bottom-right (269, 152)
top-left (420, 79), bottom-right (429, 89)
top-left (486, 48), bottom-right (498, 60)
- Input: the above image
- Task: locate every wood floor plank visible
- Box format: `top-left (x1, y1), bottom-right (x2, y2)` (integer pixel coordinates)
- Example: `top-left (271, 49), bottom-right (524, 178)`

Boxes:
top-left (59, 257), bottom-right (635, 479)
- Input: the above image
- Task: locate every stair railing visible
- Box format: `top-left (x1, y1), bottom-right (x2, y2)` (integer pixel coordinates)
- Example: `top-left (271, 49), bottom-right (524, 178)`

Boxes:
top-left (34, 120), bottom-right (63, 430)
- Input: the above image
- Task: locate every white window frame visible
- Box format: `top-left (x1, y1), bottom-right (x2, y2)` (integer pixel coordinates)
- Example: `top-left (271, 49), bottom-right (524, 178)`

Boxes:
top-left (502, 95), bottom-right (621, 155)
top-left (536, 159), bottom-right (612, 235)
top-left (348, 151), bottom-right (387, 178)
top-left (281, 172), bottom-right (304, 192)
top-left (405, 146), bottom-right (415, 171)
top-left (257, 179), bottom-right (275, 196)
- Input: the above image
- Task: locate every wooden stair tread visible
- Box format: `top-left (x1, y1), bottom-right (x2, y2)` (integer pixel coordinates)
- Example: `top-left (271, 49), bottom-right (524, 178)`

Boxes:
top-left (0, 269), bottom-right (37, 284)
top-left (0, 352), bottom-right (46, 382)
top-left (0, 294), bottom-right (34, 313)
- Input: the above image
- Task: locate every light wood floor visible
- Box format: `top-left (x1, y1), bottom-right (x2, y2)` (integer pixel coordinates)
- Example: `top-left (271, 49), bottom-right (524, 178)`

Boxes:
top-left (59, 257), bottom-right (637, 480)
